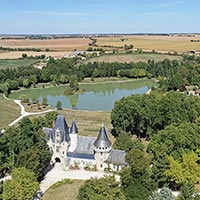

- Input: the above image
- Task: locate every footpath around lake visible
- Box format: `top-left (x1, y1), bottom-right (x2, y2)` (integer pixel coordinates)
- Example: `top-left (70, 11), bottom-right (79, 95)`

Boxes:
top-left (2, 94), bottom-right (53, 128)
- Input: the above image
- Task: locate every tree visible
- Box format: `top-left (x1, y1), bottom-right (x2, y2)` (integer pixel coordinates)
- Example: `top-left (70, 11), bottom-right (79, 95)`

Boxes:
top-left (121, 149), bottom-right (155, 200)
top-left (148, 187), bottom-right (174, 200)
top-left (178, 183), bottom-right (195, 200)
top-left (69, 75), bottom-right (79, 91)
top-left (23, 79), bottom-right (30, 88)
top-left (45, 111), bottom-right (58, 127)
top-left (3, 167), bottom-right (39, 200)
top-left (0, 117), bottom-right (51, 179)
top-left (42, 96), bottom-right (48, 106)
top-left (22, 53), bottom-right (27, 59)
top-left (148, 122), bottom-right (200, 187)
top-left (78, 176), bottom-right (125, 200)
top-left (20, 95), bottom-right (29, 103)
top-left (56, 100), bottom-right (62, 110)
top-left (165, 152), bottom-right (200, 187)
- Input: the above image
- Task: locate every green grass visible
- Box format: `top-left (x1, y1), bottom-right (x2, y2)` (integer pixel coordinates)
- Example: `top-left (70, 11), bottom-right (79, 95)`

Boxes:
top-left (85, 53), bottom-right (182, 63)
top-left (42, 179), bottom-right (84, 200)
top-left (0, 94), bottom-right (20, 129)
top-left (0, 58), bottom-right (39, 69)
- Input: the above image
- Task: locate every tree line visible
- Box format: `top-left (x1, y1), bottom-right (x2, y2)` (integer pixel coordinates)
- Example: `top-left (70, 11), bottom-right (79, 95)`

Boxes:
top-left (0, 54), bottom-right (200, 95)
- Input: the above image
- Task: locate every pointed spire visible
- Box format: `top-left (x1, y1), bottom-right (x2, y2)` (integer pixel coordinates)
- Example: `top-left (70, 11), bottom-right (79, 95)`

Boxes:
top-left (53, 115), bottom-right (70, 142)
top-left (70, 120), bottom-right (78, 134)
top-left (94, 124), bottom-right (111, 149)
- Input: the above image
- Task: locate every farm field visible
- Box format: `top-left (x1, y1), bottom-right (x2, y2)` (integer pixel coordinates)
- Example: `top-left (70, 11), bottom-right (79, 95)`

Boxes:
top-left (0, 94), bottom-right (20, 129)
top-left (86, 53), bottom-right (182, 63)
top-left (0, 38), bottom-right (90, 51)
top-left (0, 51), bottom-right (71, 59)
top-left (0, 37), bottom-right (90, 59)
top-left (0, 58), bottom-right (39, 69)
top-left (42, 180), bottom-right (84, 200)
top-left (95, 35), bottom-right (200, 53)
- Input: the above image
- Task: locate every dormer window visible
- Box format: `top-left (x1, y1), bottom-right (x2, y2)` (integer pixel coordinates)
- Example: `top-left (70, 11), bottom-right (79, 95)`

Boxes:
top-left (56, 129), bottom-right (60, 137)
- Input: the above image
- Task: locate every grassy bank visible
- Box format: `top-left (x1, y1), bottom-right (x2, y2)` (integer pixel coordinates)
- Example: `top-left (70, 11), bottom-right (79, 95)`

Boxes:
top-left (0, 94), bottom-right (20, 129)
top-left (85, 53), bottom-right (182, 63)
top-left (0, 58), bottom-right (39, 69)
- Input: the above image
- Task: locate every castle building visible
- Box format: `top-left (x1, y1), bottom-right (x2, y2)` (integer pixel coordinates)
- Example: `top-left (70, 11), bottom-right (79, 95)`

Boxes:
top-left (43, 115), bottom-right (126, 171)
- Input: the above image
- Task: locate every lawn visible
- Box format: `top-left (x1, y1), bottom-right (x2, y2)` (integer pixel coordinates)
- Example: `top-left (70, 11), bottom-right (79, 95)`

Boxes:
top-left (42, 179), bottom-right (84, 200)
top-left (0, 58), bottom-right (39, 69)
top-left (0, 94), bottom-right (20, 129)
top-left (86, 53), bottom-right (182, 63)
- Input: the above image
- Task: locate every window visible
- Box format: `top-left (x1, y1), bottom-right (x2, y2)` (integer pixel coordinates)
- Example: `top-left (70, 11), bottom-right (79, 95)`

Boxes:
top-left (100, 164), bottom-right (103, 168)
top-left (101, 152), bottom-right (103, 155)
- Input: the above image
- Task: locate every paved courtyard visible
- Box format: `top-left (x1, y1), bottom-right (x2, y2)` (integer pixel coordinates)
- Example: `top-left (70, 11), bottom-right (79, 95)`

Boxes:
top-left (40, 163), bottom-right (114, 192)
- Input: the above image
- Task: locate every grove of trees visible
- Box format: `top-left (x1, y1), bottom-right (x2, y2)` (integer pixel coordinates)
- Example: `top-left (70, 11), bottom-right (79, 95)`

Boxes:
top-left (0, 54), bottom-right (200, 94)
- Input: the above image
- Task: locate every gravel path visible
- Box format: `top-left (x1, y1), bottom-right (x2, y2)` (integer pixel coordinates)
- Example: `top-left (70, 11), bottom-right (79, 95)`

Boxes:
top-left (6, 98), bottom-right (54, 126)
top-left (40, 163), bottom-right (111, 193)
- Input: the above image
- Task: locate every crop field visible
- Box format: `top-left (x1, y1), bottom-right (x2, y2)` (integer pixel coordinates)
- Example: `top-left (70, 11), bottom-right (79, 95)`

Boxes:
top-left (0, 38), bottom-right (90, 59)
top-left (86, 53), bottom-right (182, 63)
top-left (96, 35), bottom-right (200, 53)
top-left (0, 59), bottom-right (39, 69)
top-left (0, 51), bottom-right (71, 59)
top-left (0, 38), bottom-right (90, 51)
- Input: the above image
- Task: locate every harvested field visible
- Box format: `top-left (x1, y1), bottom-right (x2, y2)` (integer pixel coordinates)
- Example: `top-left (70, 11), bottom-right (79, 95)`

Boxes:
top-left (96, 35), bottom-right (200, 53)
top-left (0, 51), bottom-right (71, 59)
top-left (85, 53), bottom-right (182, 63)
top-left (0, 38), bottom-right (90, 51)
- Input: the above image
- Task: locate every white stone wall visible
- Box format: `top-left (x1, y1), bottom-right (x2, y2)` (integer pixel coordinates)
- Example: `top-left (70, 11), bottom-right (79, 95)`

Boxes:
top-left (69, 157), bottom-right (96, 169)
top-left (68, 134), bottom-right (77, 152)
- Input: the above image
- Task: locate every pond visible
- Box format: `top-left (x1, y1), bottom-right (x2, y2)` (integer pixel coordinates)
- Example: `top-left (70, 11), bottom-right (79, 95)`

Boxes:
top-left (9, 79), bottom-right (157, 111)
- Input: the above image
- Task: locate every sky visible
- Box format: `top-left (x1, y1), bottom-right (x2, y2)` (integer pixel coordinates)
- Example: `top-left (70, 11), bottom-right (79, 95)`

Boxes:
top-left (0, 0), bottom-right (199, 34)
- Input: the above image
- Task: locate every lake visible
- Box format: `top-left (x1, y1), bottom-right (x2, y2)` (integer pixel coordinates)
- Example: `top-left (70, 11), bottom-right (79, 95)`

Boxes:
top-left (9, 79), bottom-right (157, 111)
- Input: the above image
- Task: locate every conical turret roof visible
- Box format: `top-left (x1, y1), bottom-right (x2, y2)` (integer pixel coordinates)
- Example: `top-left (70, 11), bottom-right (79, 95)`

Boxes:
top-left (94, 124), bottom-right (111, 149)
top-left (70, 120), bottom-right (78, 134)
top-left (53, 115), bottom-right (70, 142)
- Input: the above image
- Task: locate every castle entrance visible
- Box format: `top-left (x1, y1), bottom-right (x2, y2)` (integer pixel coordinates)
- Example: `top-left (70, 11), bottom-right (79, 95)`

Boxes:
top-left (55, 157), bottom-right (61, 163)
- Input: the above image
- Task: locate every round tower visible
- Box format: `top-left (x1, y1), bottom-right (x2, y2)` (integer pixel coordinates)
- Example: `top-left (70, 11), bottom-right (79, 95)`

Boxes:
top-left (94, 124), bottom-right (112, 170)
top-left (68, 120), bottom-right (78, 152)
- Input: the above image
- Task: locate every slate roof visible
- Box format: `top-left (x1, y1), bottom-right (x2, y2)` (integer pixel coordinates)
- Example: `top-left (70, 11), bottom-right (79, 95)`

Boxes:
top-left (67, 152), bottom-right (95, 160)
top-left (75, 136), bottom-right (96, 154)
top-left (43, 127), bottom-right (53, 135)
top-left (106, 150), bottom-right (126, 165)
top-left (70, 121), bottom-right (78, 134)
top-left (53, 115), bottom-right (70, 143)
top-left (43, 115), bottom-right (70, 143)
top-left (93, 124), bottom-right (111, 149)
